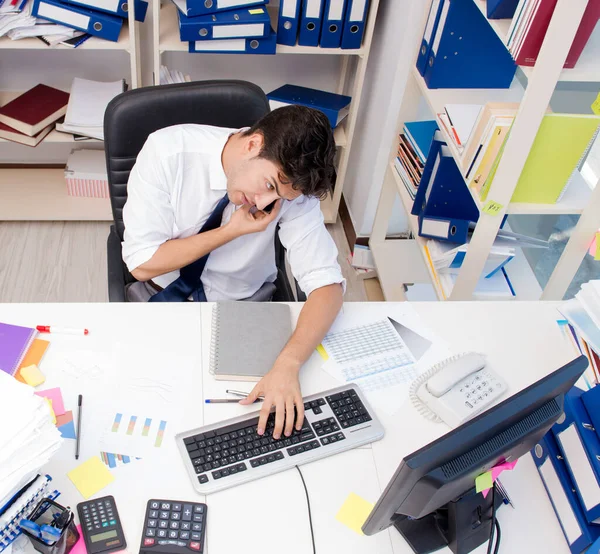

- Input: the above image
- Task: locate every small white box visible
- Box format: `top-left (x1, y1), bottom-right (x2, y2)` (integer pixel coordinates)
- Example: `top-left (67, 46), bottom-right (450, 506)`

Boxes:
top-left (64, 149), bottom-right (109, 198)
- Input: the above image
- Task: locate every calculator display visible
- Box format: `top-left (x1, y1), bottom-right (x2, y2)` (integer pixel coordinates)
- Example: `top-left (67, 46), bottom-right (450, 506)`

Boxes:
top-left (91, 531), bottom-right (118, 543)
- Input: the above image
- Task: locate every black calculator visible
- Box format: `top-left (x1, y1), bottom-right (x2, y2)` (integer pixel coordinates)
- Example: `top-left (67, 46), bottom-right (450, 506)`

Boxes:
top-left (140, 499), bottom-right (207, 554)
top-left (77, 496), bottom-right (126, 554)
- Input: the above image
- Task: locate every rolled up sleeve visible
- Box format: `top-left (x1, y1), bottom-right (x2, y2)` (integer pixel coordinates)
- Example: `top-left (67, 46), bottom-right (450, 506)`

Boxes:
top-left (122, 134), bottom-right (175, 273)
top-left (278, 197), bottom-right (346, 298)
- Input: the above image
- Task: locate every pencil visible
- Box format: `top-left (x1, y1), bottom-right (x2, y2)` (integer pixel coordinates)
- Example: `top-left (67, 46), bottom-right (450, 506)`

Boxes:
top-left (75, 394), bottom-right (82, 460)
top-left (205, 398), bottom-right (262, 404)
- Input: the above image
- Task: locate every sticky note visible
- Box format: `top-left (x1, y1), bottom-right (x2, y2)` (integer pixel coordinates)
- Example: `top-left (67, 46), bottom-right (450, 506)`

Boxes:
top-left (248, 7), bottom-right (264, 13)
top-left (475, 471), bottom-right (493, 493)
top-left (592, 91), bottom-right (600, 116)
top-left (596, 232), bottom-right (600, 261)
top-left (20, 364), bottom-right (45, 387)
top-left (335, 493), bottom-right (374, 535)
top-left (71, 525), bottom-right (86, 554)
top-left (68, 457), bottom-right (115, 499)
top-left (482, 200), bottom-right (504, 216)
top-left (316, 344), bottom-right (329, 361)
top-left (35, 388), bottom-right (66, 416)
top-left (56, 410), bottom-right (76, 439)
top-left (44, 398), bottom-right (56, 424)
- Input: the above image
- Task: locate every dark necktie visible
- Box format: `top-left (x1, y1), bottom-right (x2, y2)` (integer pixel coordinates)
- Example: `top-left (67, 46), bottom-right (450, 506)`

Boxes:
top-left (149, 193), bottom-right (230, 302)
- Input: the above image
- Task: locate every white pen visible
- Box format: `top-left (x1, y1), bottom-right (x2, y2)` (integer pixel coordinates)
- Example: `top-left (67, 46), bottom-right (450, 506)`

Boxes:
top-left (226, 389), bottom-right (265, 400)
top-left (37, 325), bottom-right (89, 335)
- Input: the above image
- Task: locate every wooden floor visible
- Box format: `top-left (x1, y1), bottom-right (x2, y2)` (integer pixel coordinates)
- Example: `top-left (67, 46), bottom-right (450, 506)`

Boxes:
top-left (0, 219), bottom-right (366, 303)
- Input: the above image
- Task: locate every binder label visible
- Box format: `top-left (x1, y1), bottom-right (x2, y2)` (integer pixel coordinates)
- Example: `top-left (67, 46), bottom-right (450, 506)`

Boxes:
top-left (328, 0), bottom-right (345, 20)
top-left (421, 218), bottom-right (449, 238)
top-left (431, 0), bottom-right (449, 54)
top-left (281, 0), bottom-right (297, 18)
top-left (37, 2), bottom-right (91, 28)
top-left (349, 0), bottom-right (366, 21)
top-left (306, 0), bottom-right (322, 18)
top-left (424, 0), bottom-right (441, 42)
top-left (218, 0), bottom-right (257, 7)
top-left (213, 23), bottom-right (265, 38)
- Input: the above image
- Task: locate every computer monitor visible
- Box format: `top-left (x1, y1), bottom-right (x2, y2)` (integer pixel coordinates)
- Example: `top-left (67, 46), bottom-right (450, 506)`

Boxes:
top-left (362, 355), bottom-right (589, 554)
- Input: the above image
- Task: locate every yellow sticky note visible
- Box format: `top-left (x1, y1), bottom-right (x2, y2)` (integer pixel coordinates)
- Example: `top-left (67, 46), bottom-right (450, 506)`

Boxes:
top-left (44, 398), bottom-right (56, 424)
top-left (595, 232), bottom-right (600, 261)
top-left (21, 364), bottom-right (46, 387)
top-left (68, 457), bottom-right (115, 499)
top-left (592, 92), bottom-right (600, 116)
top-left (248, 8), bottom-right (264, 13)
top-left (482, 200), bottom-right (504, 216)
top-left (316, 344), bottom-right (329, 361)
top-left (475, 471), bottom-right (493, 493)
top-left (335, 493), bottom-right (374, 535)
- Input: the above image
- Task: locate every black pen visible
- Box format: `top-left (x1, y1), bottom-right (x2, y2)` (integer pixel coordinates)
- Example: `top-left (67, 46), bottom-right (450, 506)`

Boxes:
top-left (75, 394), bottom-right (82, 460)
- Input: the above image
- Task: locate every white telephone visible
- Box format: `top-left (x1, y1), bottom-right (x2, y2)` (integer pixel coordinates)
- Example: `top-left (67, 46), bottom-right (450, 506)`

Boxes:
top-left (409, 352), bottom-right (508, 428)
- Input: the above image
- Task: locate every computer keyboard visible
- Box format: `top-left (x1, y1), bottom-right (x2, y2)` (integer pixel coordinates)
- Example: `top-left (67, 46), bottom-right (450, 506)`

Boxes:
top-left (177, 384), bottom-right (384, 494)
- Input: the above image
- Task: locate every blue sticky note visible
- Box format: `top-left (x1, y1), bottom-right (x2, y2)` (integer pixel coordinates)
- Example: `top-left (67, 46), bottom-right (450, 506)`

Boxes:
top-left (58, 418), bottom-right (77, 439)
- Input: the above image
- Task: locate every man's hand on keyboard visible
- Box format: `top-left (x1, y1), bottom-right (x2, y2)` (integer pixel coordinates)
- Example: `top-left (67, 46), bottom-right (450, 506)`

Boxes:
top-left (239, 361), bottom-right (305, 439)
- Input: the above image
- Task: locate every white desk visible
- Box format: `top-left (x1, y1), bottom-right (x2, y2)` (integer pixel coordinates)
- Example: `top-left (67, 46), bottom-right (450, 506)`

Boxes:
top-left (2, 301), bottom-right (577, 554)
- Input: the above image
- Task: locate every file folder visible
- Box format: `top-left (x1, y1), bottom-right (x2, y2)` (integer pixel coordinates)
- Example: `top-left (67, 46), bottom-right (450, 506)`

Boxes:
top-left (277, 0), bottom-right (301, 45)
top-left (175, 0), bottom-right (270, 42)
top-left (62, 0), bottom-right (147, 21)
top-left (533, 433), bottom-right (600, 554)
top-left (32, 0), bottom-right (123, 41)
top-left (298, 0), bottom-right (325, 47)
top-left (416, 0), bottom-right (443, 76)
top-left (486, 0), bottom-right (519, 19)
top-left (423, 0), bottom-right (516, 89)
top-left (185, 0), bottom-right (267, 18)
top-left (582, 385), bottom-right (600, 441)
top-left (319, 0), bottom-right (346, 48)
top-left (418, 215), bottom-right (472, 243)
top-left (189, 26), bottom-right (276, 53)
top-left (553, 387), bottom-right (600, 525)
top-left (340, 0), bottom-right (369, 49)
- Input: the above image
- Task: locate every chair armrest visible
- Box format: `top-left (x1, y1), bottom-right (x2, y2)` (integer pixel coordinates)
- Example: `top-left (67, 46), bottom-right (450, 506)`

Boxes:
top-left (107, 225), bottom-right (127, 302)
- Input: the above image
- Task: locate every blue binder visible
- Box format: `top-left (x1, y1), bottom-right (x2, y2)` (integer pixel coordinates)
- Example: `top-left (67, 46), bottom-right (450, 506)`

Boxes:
top-left (416, 0), bottom-right (444, 76)
top-left (553, 387), bottom-right (600, 525)
top-left (175, 2), bottom-right (270, 42)
top-left (188, 27), bottom-right (277, 53)
top-left (61, 0), bottom-right (147, 21)
top-left (298, 0), bottom-right (325, 47)
top-left (340, 0), bottom-right (369, 49)
top-left (277, 0), bottom-right (301, 45)
top-left (533, 433), bottom-right (600, 554)
top-left (266, 84), bottom-right (351, 128)
top-left (486, 0), bottom-right (519, 19)
top-left (581, 385), bottom-right (600, 437)
top-left (423, 0), bottom-right (516, 89)
top-left (185, 0), bottom-right (267, 18)
top-left (319, 0), bottom-right (346, 48)
top-left (403, 120), bottom-right (439, 164)
top-left (32, 0), bottom-right (123, 41)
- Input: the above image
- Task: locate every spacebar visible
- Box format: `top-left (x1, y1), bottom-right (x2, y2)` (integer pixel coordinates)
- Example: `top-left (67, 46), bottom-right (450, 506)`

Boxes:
top-left (214, 418), bottom-right (259, 436)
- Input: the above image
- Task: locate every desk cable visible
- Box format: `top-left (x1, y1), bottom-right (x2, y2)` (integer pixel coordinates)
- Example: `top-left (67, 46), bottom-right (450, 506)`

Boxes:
top-left (486, 484), bottom-right (501, 554)
top-left (295, 465), bottom-right (316, 554)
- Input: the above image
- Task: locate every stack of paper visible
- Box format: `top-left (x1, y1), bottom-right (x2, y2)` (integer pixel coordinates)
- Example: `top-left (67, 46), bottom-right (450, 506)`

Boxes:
top-left (59, 78), bottom-right (125, 140)
top-left (0, 0), bottom-right (82, 40)
top-left (159, 65), bottom-right (191, 85)
top-left (0, 371), bottom-right (62, 512)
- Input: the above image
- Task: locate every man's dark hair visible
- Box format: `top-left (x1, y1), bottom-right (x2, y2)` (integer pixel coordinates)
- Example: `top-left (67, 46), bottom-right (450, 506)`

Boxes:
top-left (242, 105), bottom-right (336, 199)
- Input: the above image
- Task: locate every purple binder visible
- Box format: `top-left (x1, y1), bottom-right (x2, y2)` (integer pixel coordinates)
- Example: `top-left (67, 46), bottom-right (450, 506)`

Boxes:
top-left (0, 322), bottom-right (36, 376)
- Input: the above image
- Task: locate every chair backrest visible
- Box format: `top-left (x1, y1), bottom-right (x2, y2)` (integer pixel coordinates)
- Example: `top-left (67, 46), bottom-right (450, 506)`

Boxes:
top-left (104, 80), bottom-right (270, 241)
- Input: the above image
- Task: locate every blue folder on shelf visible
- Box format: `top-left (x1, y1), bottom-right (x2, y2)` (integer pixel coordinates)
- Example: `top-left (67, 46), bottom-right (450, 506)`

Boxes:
top-left (403, 120), bottom-right (439, 164)
top-left (185, 0), bottom-right (267, 18)
top-left (423, 0), bottom-right (516, 89)
top-left (175, 0), bottom-right (270, 42)
top-left (266, 84), bottom-right (351, 128)
top-left (486, 0), bottom-right (519, 19)
top-left (277, 0), bottom-right (301, 45)
top-left (582, 385), bottom-right (600, 437)
top-left (416, 0), bottom-right (443, 75)
top-left (62, 0), bottom-right (147, 21)
top-left (32, 0), bottom-right (123, 41)
top-left (340, 0), bottom-right (369, 49)
top-left (533, 433), bottom-right (600, 554)
top-left (189, 26), bottom-right (277, 53)
top-left (319, 0), bottom-right (346, 48)
top-left (552, 387), bottom-right (600, 525)
top-left (298, 0), bottom-right (325, 47)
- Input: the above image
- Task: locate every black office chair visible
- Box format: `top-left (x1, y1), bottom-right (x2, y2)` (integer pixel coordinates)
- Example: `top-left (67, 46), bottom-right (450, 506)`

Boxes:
top-left (104, 80), bottom-right (305, 303)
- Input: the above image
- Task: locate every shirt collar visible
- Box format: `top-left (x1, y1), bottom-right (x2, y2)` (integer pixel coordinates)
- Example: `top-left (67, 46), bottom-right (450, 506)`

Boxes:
top-left (209, 127), bottom-right (248, 191)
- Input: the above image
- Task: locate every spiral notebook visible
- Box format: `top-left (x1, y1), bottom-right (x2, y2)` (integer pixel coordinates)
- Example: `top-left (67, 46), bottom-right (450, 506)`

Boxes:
top-left (0, 323), bottom-right (36, 377)
top-left (209, 303), bottom-right (292, 381)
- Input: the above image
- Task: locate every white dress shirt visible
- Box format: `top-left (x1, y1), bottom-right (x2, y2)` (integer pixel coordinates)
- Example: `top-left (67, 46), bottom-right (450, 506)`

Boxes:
top-left (122, 124), bottom-right (346, 301)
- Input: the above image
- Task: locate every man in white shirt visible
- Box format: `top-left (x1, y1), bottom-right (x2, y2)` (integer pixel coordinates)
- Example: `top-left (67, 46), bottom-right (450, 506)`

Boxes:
top-left (122, 105), bottom-right (345, 440)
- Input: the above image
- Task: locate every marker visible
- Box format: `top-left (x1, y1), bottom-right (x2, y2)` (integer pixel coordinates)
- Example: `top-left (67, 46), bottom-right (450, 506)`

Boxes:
top-left (75, 395), bottom-right (83, 460)
top-left (37, 326), bottom-right (89, 335)
top-left (205, 398), bottom-right (262, 404)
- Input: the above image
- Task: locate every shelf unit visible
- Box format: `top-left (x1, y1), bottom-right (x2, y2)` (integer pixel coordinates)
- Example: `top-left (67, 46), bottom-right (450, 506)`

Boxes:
top-left (370, 0), bottom-right (600, 302)
top-left (151, 0), bottom-right (381, 224)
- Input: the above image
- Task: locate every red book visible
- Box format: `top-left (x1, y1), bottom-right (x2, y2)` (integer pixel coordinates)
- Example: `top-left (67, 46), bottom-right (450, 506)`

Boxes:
top-left (515, 0), bottom-right (600, 68)
top-left (0, 84), bottom-right (69, 137)
top-left (0, 121), bottom-right (54, 147)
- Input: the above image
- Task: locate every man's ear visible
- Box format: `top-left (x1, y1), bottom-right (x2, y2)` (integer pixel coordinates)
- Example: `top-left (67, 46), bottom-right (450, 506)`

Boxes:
top-left (245, 132), bottom-right (264, 156)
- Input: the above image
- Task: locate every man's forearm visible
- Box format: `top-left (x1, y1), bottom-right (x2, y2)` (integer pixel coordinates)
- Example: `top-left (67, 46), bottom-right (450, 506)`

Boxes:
top-left (277, 283), bottom-right (344, 369)
top-left (131, 226), bottom-right (236, 281)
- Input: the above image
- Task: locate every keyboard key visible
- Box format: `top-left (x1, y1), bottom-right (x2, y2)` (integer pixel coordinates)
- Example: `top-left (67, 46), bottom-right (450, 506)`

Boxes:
top-left (146, 529), bottom-right (155, 537)
top-left (184, 437), bottom-right (196, 446)
top-left (194, 505), bottom-right (204, 514)
top-left (160, 512), bottom-right (169, 519)
top-left (181, 522), bottom-right (191, 531)
top-left (159, 521), bottom-right (168, 529)
top-left (192, 523), bottom-right (202, 531)
top-left (172, 512), bottom-right (181, 521)
top-left (317, 398), bottom-right (326, 406)
top-left (179, 532), bottom-right (190, 540)
top-left (169, 531), bottom-right (178, 539)
top-left (313, 406), bottom-right (322, 415)
top-left (172, 503), bottom-right (182, 511)
top-left (182, 505), bottom-right (193, 520)
top-left (161, 503), bottom-right (171, 510)
top-left (157, 530), bottom-right (167, 538)
top-left (189, 542), bottom-right (201, 551)
top-left (170, 522), bottom-right (180, 530)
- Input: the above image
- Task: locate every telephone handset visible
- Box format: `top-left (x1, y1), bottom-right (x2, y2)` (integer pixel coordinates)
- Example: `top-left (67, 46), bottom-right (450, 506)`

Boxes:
top-left (409, 352), bottom-right (508, 428)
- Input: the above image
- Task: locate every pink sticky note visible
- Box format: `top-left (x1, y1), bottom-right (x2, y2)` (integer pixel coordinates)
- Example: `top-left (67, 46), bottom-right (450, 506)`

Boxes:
top-left (35, 388), bottom-right (66, 416)
top-left (491, 459), bottom-right (519, 482)
top-left (71, 525), bottom-right (87, 554)
top-left (491, 467), bottom-right (504, 482)
top-left (482, 488), bottom-right (491, 499)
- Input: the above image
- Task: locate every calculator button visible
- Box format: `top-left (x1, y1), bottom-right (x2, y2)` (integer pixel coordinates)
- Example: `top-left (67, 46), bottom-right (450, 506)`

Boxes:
top-left (180, 523), bottom-right (191, 531)
top-left (172, 503), bottom-right (182, 511)
top-left (192, 524), bottom-right (202, 531)
top-left (149, 510), bottom-right (158, 518)
top-left (160, 512), bottom-right (170, 519)
top-left (159, 521), bottom-right (169, 529)
top-left (148, 520), bottom-right (157, 528)
top-left (151, 501), bottom-right (160, 509)
top-left (95, 525), bottom-right (101, 530)
top-left (193, 515), bottom-right (203, 522)
top-left (169, 522), bottom-right (180, 530)
top-left (171, 513), bottom-right (181, 520)
top-left (191, 533), bottom-right (201, 541)
top-left (179, 532), bottom-right (190, 540)
top-left (161, 503), bottom-right (171, 510)
top-left (168, 531), bottom-right (178, 539)
top-left (182, 505), bottom-right (193, 521)
top-left (144, 539), bottom-right (155, 547)
top-left (102, 523), bottom-right (108, 528)
top-left (146, 529), bottom-right (156, 537)
top-left (189, 542), bottom-right (201, 551)
top-left (193, 506), bottom-right (204, 514)
top-left (157, 530), bottom-right (167, 538)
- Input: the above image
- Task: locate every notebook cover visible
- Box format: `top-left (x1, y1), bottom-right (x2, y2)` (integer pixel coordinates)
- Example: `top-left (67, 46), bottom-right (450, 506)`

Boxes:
top-left (0, 85), bottom-right (69, 134)
top-left (0, 323), bottom-right (37, 376)
top-left (267, 85), bottom-right (351, 113)
top-left (565, 3), bottom-right (600, 69)
top-left (14, 339), bottom-right (50, 383)
top-left (210, 302), bottom-right (292, 381)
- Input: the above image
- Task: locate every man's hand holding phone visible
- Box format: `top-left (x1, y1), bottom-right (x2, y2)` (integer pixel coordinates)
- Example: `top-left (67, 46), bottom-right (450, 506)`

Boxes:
top-left (225, 199), bottom-right (282, 238)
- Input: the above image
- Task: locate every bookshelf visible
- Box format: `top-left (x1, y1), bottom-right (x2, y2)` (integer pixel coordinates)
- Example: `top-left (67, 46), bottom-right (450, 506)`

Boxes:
top-left (152, 0), bottom-right (381, 224)
top-left (370, 0), bottom-right (600, 302)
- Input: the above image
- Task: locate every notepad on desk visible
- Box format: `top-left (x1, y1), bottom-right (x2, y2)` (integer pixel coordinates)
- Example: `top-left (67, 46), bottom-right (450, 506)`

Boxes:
top-left (209, 302), bottom-right (292, 381)
top-left (0, 322), bottom-right (37, 377)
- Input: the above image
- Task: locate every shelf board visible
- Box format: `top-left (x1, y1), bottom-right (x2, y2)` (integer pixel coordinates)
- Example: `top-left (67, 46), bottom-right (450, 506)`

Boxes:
top-left (159, 4), bottom-right (363, 55)
top-left (321, 194), bottom-right (335, 224)
top-left (0, 168), bottom-right (112, 220)
top-left (334, 124), bottom-right (347, 148)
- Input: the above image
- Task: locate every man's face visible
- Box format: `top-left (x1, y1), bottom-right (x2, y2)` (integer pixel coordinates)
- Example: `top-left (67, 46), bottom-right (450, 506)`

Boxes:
top-left (226, 133), bottom-right (302, 210)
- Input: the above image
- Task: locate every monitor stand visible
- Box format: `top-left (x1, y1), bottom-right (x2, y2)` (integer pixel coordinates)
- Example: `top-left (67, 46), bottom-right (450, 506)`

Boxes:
top-left (392, 488), bottom-right (503, 554)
